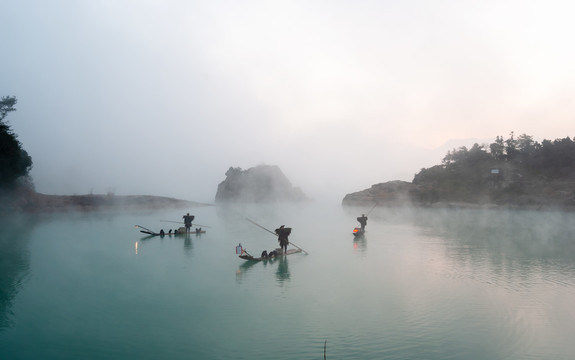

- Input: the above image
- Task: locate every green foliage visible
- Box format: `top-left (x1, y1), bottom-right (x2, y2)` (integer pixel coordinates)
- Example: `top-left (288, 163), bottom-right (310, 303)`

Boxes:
top-left (413, 132), bottom-right (575, 205)
top-left (0, 96), bottom-right (33, 189)
top-left (0, 96), bottom-right (17, 122)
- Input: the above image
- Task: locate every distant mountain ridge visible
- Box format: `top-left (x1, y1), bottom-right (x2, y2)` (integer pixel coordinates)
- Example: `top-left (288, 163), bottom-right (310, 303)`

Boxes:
top-left (215, 165), bottom-right (308, 202)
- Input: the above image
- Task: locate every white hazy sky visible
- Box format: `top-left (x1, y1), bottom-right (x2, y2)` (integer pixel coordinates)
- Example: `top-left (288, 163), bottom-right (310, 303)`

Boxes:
top-left (2, 0), bottom-right (574, 202)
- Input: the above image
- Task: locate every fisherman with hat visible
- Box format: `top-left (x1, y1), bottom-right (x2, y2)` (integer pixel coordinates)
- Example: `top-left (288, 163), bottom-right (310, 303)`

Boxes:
top-left (275, 225), bottom-right (291, 254)
top-left (357, 214), bottom-right (368, 231)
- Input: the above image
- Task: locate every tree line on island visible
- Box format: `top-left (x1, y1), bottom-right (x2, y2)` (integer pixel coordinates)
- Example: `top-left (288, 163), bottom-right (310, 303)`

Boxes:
top-left (411, 132), bottom-right (575, 207)
top-left (0, 96), bottom-right (33, 193)
top-left (344, 132), bottom-right (575, 208)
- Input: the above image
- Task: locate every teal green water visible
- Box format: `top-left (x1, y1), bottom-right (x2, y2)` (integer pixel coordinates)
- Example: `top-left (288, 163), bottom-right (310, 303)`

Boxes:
top-left (1, 204), bottom-right (575, 359)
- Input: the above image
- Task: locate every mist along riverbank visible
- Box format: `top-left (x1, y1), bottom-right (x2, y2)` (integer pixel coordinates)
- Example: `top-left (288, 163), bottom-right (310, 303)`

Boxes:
top-left (1, 191), bottom-right (212, 213)
top-left (1, 203), bottom-right (575, 359)
top-left (342, 178), bottom-right (575, 213)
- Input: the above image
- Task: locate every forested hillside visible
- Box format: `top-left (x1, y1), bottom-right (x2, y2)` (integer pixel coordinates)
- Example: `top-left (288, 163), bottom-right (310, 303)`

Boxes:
top-left (412, 133), bottom-right (575, 207)
top-left (0, 96), bottom-right (33, 199)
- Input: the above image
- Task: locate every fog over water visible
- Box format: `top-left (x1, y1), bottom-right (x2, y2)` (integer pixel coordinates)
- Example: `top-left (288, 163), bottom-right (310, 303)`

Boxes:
top-left (1, 204), bottom-right (575, 359)
top-left (2, 1), bottom-right (575, 202)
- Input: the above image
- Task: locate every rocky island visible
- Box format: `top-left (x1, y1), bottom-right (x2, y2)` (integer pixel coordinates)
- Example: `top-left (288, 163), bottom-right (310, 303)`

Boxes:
top-left (215, 165), bottom-right (308, 202)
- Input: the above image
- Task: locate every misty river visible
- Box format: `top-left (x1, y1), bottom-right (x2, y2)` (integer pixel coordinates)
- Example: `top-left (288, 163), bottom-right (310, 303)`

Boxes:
top-left (1, 203), bottom-right (575, 359)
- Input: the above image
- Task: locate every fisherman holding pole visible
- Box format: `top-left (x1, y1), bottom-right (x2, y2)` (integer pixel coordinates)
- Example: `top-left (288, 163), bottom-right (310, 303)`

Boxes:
top-left (357, 214), bottom-right (367, 231)
top-left (275, 225), bottom-right (291, 254)
top-left (245, 218), bottom-right (308, 255)
top-left (182, 213), bottom-right (195, 233)
top-left (356, 203), bottom-right (377, 231)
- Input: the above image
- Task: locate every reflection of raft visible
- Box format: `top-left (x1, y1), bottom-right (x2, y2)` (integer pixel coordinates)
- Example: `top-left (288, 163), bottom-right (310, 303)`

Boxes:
top-left (353, 227), bottom-right (365, 237)
top-left (239, 248), bottom-right (302, 261)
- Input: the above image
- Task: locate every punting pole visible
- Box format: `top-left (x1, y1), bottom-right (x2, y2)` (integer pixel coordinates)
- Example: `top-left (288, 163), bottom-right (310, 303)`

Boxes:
top-left (160, 220), bottom-right (211, 228)
top-left (245, 218), bottom-right (309, 255)
top-left (160, 220), bottom-right (183, 224)
top-left (366, 203), bottom-right (378, 216)
top-left (135, 224), bottom-right (155, 234)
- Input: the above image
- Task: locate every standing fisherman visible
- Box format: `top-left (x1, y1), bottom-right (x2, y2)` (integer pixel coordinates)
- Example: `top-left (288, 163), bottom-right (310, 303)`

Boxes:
top-left (183, 213), bottom-right (195, 233)
top-left (275, 225), bottom-right (291, 254)
top-left (357, 214), bottom-right (368, 231)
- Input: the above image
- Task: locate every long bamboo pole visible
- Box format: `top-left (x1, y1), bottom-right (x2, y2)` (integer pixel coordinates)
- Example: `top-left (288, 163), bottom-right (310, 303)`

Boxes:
top-left (160, 220), bottom-right (211, 228)
top-left (135, 224), bottom-right (155, 234)
top-left (245, 218), bottom-right (308, 254)
top-left (366, 203), bottom-right (378, 216)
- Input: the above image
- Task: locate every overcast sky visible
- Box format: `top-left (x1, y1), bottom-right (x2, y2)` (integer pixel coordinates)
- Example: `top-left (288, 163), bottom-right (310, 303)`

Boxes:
top-left (2, 0), bottom-right (574, 202)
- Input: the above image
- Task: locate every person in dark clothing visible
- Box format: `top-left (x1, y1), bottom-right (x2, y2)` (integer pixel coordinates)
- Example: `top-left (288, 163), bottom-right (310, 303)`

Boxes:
top-left (183, 213), bottom-right (195, 233)
top-left (357, 214), bottom-right (367, 231)
top-left (275, 225), bottom-right (291, 254)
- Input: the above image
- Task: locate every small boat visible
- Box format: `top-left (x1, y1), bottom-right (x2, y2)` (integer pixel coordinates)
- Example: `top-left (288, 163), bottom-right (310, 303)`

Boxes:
top-left (353, 227), bottom-right (365, 237)
top-left (239, 248), bottom-right (302, 261)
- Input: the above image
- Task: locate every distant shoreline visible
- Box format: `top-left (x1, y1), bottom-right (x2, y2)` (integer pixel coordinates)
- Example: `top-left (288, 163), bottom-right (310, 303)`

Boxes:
top-left (3, 192), bottom-right (212, 213)
top-left (341, 199), bottom-right (575, 212)
top-left (341, 180), bottom-right (575, 212)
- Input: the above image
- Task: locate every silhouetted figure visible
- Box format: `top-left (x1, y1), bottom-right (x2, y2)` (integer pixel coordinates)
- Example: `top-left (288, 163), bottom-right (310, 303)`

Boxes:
top-left (183, 213), bottom-right (195, 233)
top-left (275, 225), bottom-right (291, 254)
top-left (357, 214), bottom-right (367, 231)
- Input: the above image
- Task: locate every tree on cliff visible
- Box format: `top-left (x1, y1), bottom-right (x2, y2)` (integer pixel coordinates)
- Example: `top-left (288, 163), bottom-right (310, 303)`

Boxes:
top-left (0, 96), bottom-right (33, 189)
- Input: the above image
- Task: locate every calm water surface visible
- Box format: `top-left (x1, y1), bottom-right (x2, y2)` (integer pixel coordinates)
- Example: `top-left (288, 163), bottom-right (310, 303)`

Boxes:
top-left (1, 203), bottom-right (575, 359)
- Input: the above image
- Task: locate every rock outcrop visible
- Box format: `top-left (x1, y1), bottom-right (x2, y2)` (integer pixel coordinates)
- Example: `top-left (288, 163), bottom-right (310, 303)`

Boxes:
top-left (342, 180), bottom-right (418, 206)
top-left (215, 165), bottom-right (308, 202)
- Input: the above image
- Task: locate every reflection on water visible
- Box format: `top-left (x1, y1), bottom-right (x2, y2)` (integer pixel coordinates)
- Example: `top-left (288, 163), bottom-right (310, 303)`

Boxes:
top-left (404, 208), bottom-right (575, 359)
top-left (137, 233), bottom-right (195, 256)
top-left (183, 234), bottom-right (193, 255)
top-left (409, 208), bottom-right (575, 288)
top-left (236, 255), bottom-right (293, 284)
top-left (352, 233), bottom-right (367, 252)
top-left (0, 216), bottom-right (33, 331)
top-left (2, 205), bottom-right (575, 359)
top-left (276, 256), bottom-right (290, 282)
